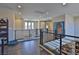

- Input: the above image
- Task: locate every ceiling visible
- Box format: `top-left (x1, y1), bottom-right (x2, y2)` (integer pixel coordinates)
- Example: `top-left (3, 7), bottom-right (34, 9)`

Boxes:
top-left (0, 3), bottom-right (79, 20)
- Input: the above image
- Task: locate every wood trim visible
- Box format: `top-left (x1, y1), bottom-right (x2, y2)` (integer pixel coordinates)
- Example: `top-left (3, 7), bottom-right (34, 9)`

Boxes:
top-left (39, 44), bottom-right (55, 55)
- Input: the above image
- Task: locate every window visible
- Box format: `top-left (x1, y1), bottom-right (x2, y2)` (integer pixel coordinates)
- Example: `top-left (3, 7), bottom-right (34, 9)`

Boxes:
top-left (25, 22), bottom-right (27, 29)
top-left (25, 22), bottom-right (34, 29)
top-left (32, 22), bottom-right (34, 29)
top-left (28, 22), bottom-right (31, 29)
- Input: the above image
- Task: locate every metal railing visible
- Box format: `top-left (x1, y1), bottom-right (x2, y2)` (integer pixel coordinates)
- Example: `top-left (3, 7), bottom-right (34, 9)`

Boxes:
top-left (0, 29), bottom-right (40, 55)
top-left (0, 39), bottom-right (5, 55)
top-left (40, 29), bottom-right (79, 55)
top-left (1, 29), bottom-right (79, 55)
top-left (15, 29), bottom-right (40, 41)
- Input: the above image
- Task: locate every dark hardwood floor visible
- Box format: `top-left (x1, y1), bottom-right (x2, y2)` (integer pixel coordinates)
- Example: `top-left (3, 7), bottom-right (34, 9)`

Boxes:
top-left (0, 39), bottom-right (50, 55)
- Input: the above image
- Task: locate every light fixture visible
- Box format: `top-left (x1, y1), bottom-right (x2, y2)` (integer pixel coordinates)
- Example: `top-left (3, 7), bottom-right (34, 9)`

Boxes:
top-left (17, 5), bottom-right (22, 8)
top-left (62, 3), bottom-right (67, 6)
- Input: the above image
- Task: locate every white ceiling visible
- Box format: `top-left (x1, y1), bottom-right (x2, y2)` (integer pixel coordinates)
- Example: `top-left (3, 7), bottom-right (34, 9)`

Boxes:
top-left (0, 3), bottom-right (79, 20)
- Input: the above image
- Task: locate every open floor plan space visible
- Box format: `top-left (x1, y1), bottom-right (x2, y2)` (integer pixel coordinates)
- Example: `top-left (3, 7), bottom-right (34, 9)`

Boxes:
top-left (0, 3), bottom-right (79, 55)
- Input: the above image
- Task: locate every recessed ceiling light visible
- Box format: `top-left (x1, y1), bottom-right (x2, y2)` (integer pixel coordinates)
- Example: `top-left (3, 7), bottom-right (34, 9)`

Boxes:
top-left (17, 5), bottom-right (22, 8)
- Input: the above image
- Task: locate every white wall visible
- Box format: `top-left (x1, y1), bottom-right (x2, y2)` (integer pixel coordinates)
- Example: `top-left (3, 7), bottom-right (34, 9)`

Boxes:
top-left (73, 17), bottom-right (79, 42)
top-left (74, 17), bottom-right (79, 36)
top-left (65, 14), bottom-right (74, 36)
top-left (0, 7), bottom-right (15, 43)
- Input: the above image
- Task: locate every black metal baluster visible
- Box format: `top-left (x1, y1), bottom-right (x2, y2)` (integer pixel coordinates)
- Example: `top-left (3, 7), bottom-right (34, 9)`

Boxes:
top-left (40, 29), bottom-right (43, 45)
top-left (15, 30), bottom-right (16, 41)
top-left (29, 29), bottom-right (30, 39)
top-left (35, 29), bottom-right (38, 37)
top-left (1, 39), bottom-right (4, 55)
top-left (60, 34), bottom-right (62, 55)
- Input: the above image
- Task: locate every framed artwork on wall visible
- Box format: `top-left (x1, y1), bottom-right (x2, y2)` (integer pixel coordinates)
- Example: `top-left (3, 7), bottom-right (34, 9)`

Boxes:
top-left (53, 21), bottom-right (65, 38)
